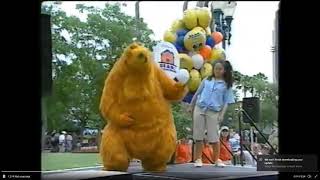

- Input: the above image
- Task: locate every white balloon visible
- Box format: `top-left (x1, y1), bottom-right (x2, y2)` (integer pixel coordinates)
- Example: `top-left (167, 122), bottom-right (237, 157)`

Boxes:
top-left (191, 54), bottom-right (204, 69)
top-left (175, 69), bottom-right (190, 84)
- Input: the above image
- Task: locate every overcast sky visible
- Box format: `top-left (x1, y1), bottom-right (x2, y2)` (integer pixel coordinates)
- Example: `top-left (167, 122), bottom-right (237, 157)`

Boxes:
top-left (47, 1), bottom-right (279, 83)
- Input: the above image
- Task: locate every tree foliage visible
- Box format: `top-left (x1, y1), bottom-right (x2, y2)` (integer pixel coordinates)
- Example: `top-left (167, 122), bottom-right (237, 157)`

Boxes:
top-left (224, 71), bottom-right (278, 134)
top-left (172, 103), bottom-right (192, 140)
top-left (42, 3), bottom-right (156, 133)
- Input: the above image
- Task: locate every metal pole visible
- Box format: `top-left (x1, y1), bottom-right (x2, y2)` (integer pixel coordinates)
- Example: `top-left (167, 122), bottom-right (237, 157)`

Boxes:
top-left (250, 126), bottom-right (254, 145)
top-left (191, 107), bottom-right (195, 163)
top-left (220, 138), bottom-right (236, 166)
top-left (238, 109), bottom-right (244, 166)
top-left (191, 140), bottom-right (195, 163)
top-left (222, 40), bottom-right (226, 49)
top-left (243, 144), bottom-right (257, 162)
top-left (222, 16), bottom-right (226, 50)
top-left (242, 110), bottom-right (278, 154)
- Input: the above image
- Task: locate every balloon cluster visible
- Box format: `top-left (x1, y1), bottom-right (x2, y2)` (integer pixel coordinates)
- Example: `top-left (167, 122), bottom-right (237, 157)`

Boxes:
top-left (163, 7), bottom-right (227, 102)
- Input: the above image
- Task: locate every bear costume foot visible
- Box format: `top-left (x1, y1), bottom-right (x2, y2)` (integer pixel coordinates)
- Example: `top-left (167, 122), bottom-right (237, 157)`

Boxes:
top-left (142, 160), bottom-right (167, 172)
top-left (100, 130), bottom-right (130, 172)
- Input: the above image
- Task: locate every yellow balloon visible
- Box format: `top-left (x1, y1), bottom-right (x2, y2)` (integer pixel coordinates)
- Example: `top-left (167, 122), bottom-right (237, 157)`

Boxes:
top-left (184, 27), bottom-right (206, 52)
top-left (200, 63), bottom-right (213, 79)
top-left (183, 9), bottom-right (198, 30)
top-left (188, 69), bottom-right (201, 92)
top-left (196, 8), bottom-right (211, 29)
top-left (163, 30), bottom-right (177, 43)
top-left (179, 53), bottom-right (194, 71)
top-left (209, 48), bottom-right (225, 61)
top-left (171, 19), bottom-right (185, 33)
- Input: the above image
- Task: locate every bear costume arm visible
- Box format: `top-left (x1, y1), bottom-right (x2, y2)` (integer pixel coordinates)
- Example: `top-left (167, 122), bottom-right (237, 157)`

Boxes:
top-left (99, 66), bottom-right (133, 127)
top-left (155, 65), bottom-right (188, 101)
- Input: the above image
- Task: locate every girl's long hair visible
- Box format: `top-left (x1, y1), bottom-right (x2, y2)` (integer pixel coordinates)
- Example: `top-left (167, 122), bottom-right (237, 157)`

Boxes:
top-left (207, 60), bottom-right (234, 89)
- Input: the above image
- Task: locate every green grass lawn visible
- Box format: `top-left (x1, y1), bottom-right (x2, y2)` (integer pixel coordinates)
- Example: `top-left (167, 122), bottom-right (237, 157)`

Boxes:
top-left (42, 152), bottom-right (102, 171)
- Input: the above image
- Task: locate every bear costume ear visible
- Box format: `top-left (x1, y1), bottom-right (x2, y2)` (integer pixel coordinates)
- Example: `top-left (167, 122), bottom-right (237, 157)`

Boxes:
top-left (129, 43), bottom-right (139, 50)
top-left (128, 42), bottom-right (144, 50)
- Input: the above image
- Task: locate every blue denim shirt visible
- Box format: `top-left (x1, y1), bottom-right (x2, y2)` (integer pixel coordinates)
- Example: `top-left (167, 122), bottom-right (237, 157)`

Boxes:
top-left (195, 78), bottom-right (235, 112)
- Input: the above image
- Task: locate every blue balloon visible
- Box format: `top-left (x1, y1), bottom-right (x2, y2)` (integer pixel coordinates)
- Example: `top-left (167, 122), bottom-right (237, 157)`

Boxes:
top-left (176, 29), bottom-right (188, 37)
top-left (183, 92), bottom-right (194, 103)
top-left (206, 36), bottom-right (215, 48)
top-left (182, 46), bottom-right (187, 53)
top-left (176, 36), bottom-right (185, 47)
top-left (174, 43), bottom-right (184, 53)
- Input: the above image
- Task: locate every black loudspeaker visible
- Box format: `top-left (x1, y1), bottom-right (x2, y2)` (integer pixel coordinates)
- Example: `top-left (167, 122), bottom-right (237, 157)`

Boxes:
top-left (242, 97), bottom-right (260, 123)
top-left (40, 14), bottom-right (52, 96)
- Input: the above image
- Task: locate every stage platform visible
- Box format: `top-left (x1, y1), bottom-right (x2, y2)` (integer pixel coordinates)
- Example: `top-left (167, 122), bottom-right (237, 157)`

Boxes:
top-left (42, 162), bottom-right (278, 180)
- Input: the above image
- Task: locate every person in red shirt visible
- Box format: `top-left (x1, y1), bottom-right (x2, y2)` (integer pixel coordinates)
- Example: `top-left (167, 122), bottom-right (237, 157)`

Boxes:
top-left (219, 126), bottom-right (232, 164)
top-left (175, 138), bottom-right (192, 164)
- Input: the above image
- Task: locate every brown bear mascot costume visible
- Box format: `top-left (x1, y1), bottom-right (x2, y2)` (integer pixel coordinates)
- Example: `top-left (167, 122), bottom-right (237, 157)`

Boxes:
top-left (99, 42), bottom-right (188, 172)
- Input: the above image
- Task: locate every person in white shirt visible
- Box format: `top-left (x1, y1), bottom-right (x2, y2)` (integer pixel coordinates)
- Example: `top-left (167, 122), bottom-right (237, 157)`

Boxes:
top-left (66, 133), bottom-right (73, 152)
top-left (59, 131), bottom-right (66, 152)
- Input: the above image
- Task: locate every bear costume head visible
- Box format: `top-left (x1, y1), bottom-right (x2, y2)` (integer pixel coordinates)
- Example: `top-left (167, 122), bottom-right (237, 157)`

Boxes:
top-left (120, 42), bottom-right (153, 73)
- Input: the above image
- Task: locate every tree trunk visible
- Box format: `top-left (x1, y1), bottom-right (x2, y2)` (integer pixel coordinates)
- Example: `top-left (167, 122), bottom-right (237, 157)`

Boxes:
top-left (41, 97), bottom-right (48, 151)
top-left (251, 87), bottom-right (254, 97)
top-left (183, 1), bottom-right (188, 12)
top-left (210, 2), bottom-right (215, 32)
top-left (97, 130), bottom-right (101, 151)
top-left (196, 1), bottom-right (205, 7)
top-left (135, 1), bottom-right (140, 20)
top-left (135, 1), bottom-right (141, 40)
top-left (204, 1), bottom-right (210, 7)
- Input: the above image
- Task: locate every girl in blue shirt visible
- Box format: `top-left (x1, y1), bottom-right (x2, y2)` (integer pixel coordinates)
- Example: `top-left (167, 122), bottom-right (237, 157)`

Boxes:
top-left (189, 60), bottom-right (235, 167)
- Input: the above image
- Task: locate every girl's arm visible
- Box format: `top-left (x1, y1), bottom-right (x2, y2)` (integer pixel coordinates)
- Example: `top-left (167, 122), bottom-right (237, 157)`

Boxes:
top-left (219, 104), bottom-right (229, 119)
top-left (189, 78), bottom-right (206, 108)
top-left (219, 87), bottom-right (235, 120)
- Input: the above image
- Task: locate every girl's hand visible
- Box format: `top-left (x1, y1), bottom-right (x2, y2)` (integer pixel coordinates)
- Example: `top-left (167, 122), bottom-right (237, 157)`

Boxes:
top-left (187, 105), bottom-right (193, 113)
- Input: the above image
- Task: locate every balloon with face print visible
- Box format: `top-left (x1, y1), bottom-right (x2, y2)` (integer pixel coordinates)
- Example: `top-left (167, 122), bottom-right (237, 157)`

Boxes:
top-left (184, 27), bottom-right (206, 52)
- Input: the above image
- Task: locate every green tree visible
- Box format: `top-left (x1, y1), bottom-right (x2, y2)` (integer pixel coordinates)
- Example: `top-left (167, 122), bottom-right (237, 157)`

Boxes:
top-left (172, 103), bottom-right (192, 140)
top-left (42, 2), bottom-right (156, 133)
top-left (225, 71), bottom-right (278, 135)
top-left (238, 75), bottom-right (251, 98)
top-left (250, 73), bottom-right (268, 98)
top-left (259, 100), bottom-right (278, 130)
